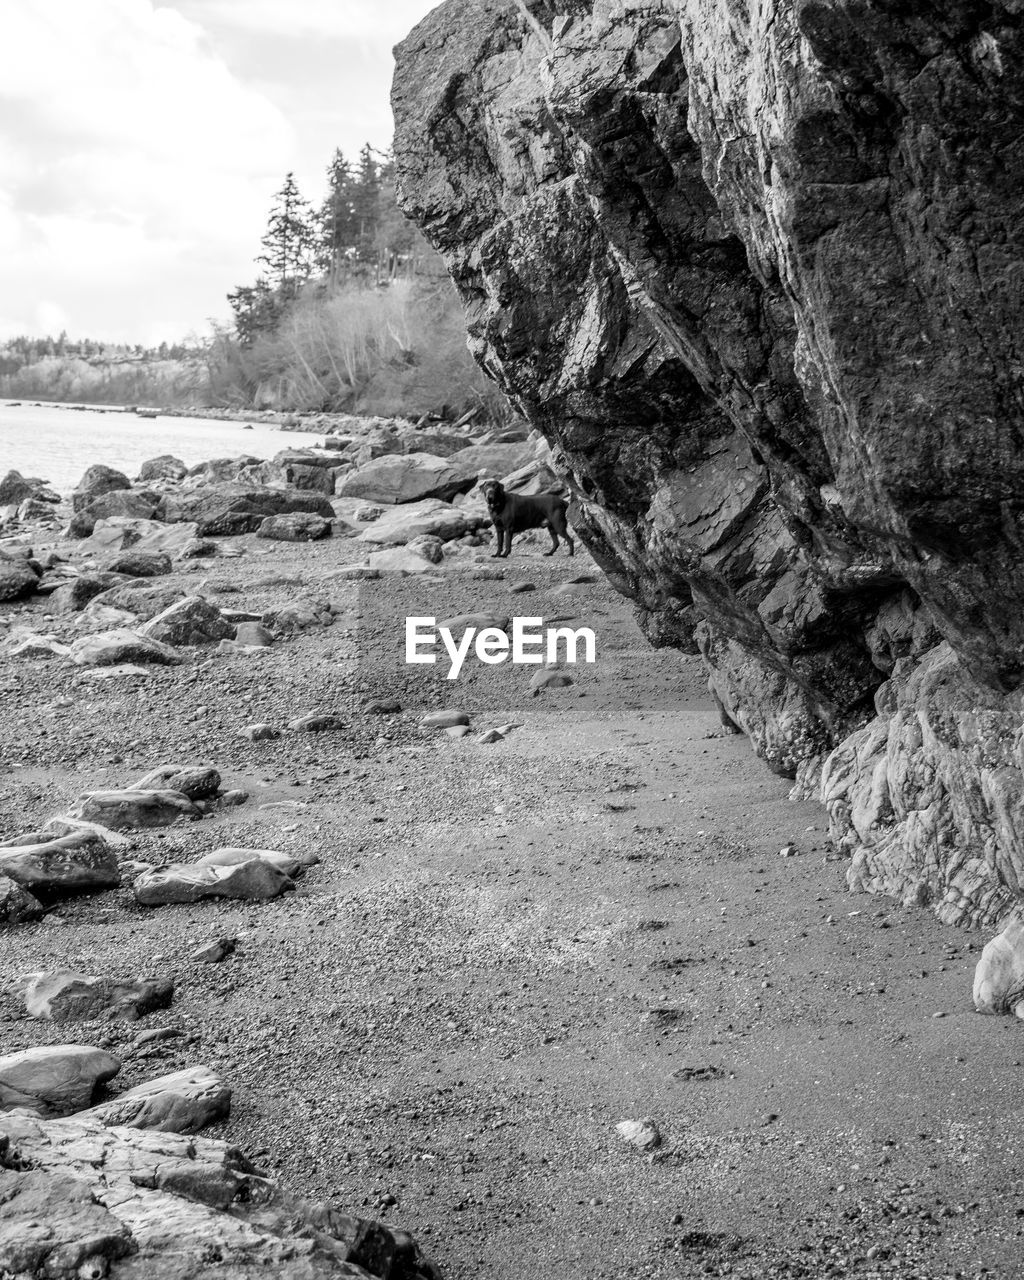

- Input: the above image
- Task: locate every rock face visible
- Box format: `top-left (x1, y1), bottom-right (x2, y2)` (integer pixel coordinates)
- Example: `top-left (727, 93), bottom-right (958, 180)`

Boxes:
top-left (392, 1), bottom-right (1024, 927)
top-left (0, 1110), bottom-right (440, 1280)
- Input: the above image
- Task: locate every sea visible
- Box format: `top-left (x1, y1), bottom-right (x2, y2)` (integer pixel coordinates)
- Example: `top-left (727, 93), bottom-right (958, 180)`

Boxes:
top-left (0, 400), bottom-right (318, 496)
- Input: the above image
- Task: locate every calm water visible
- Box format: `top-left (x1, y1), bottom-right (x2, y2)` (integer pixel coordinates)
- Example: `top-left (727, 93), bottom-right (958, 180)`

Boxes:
top-left (0, 400), bottom-right (318, 495)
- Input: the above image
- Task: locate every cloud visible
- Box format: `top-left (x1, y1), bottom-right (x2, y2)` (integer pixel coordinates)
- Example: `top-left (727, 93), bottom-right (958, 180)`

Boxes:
top-left (174, 0), bottom-right (440, 41)
top-left (0, 0), bottom-right (294, 341)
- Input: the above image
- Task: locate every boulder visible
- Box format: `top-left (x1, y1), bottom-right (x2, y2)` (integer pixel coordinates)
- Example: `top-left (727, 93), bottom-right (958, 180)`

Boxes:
top-left (356, 497), bottom-right (470, 545)
top-left (366, 546), bottom-right (437, 574)
top-left (0, 552), bottom-right (39, 601)
top-left (134, 857), bottom-right (295, 906)
top-left (87, 580), bottom-right (186, 620)
top-left (162, 484), bottom-right (334, 536)
top-left (49, 571), bottom-right (130, 613)
top-left (137, 454), bottom-right (187, 483)
top-left (71, 464), bottom-right (130, 513)
top-left (137, 596), bottom-right (235, 646)
top-left (0, 469), bottom-right (38, 507)
top-left (2, 630), bottom-right (70, 660)
top-left (0, 831), bottom-right (120, 897)
top-left (336, 451), bottom-right (475, 504)
top-left (195, 847), bottom-right (316, 876)
top-left (973, 919), bottom-right (1024, 1018)
top-left (83, 1066), bottom-right (230, 1134)
top-left (68, 628), bottom-right (183, 667)
top-left (256, 511), bottom-right (332, 542)
top-left (69, 789), bottom-right (201, 831)
top-left (262, 595), bottom-right (336, 633)
top-left (0, 1110), bottom-right (440, 1279)
top-left (69, 488), bottom-right (164, 538)
top-left (0, 1046), bottom-right (121, 1116)
top-left (130, 765), bottom-right (222, 801)
top-left (104, 550), bottom-right (172, 578)
top-left (22, 972), bottom-right (175, 1023)
top-left (0, 874), bottom-right (44, 923)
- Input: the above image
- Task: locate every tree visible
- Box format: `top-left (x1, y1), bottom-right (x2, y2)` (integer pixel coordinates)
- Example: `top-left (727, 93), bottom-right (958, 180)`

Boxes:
top-left (316, 149), bottom-right (358, 280)
top-left (257, 173), bottom-right (315, 289)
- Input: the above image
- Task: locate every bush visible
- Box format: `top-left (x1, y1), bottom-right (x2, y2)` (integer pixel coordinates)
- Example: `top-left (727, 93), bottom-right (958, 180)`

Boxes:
top-left (207, 276), bottom-right (510, 421)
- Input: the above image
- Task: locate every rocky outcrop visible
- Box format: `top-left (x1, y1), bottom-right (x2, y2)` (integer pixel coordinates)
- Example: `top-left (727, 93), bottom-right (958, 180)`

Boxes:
top-left (392, 1), bottom-right (1024, 927)
top-left (0, 1110), bottom-right (440, 1280)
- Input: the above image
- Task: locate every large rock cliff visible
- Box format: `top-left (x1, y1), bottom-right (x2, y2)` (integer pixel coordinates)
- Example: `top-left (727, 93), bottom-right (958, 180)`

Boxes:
top-left (392, 0), bottom-right (1024, 929)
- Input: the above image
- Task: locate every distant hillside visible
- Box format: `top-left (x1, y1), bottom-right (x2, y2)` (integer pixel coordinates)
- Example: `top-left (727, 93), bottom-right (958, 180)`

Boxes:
top-left (0, 337), bottom-right (206, 408)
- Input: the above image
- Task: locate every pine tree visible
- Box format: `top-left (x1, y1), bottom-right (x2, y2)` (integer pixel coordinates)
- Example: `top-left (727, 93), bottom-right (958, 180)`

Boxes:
top-left (257, 173), bottom-right (315, 290)
top-left (316, 149), bottom-right (358, 279)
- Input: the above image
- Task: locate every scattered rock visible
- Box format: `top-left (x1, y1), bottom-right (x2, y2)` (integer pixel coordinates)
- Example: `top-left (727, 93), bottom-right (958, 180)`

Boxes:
top-left (616, 1117), bottom-right (661, 1151)
top-left (0, 831), bottom-right (121, 898)
top-left (445, 725), bottom-right (472, 739)
top-left (232, 621), bottom-right (273, 647)
top-left (530, 668), bottom-right (574, 694)
top-left (288, 713), bottom-right (346, 732)
top-left (355, 497), bottom-right (470, 545)
top-left (134, 854), bottom-right (297, 906)
top-left (0, 553), bottom-right (39, 601)
top-left (69, 488), bottom-right (165, 538)
top-left (71, 464), bottom-right (131, 513)
top-left (162, 483), bottom-right (334, 537)
top-left (0, 874), bottom-right (45, 924)
top-left (257, 511), bottom-right (333, 541)
top-left (137, 454), bottom-right (188, 483)
top-left (366, 546), bottom-right (438, 574)
top-left (439, 612), bottom-right (510, 632)
top-left (130, 765), bottom-right (222, 801)
top-left (138, 595), bottom-right (236, 646)
top-left (0, 1045), bottom-right (121, 1116)
top-left (262, 595), bottom-right (336, 633)
top-left (421, 710), bottom-right (470, 729)
top-left (68, 628), bottom-right (184, 667)
top-left (104, 550), bottom-right (173, 578)
top-left (22, 972), bottom-right (174, 1023)
top-left (70, 789), bottom-right (201, 831)
top-left (241, 723), bottom-right (281, 741)
top-left (363, 697), bottom-right (402, 715)
top-left (190, 938), bottom-right (236, 963)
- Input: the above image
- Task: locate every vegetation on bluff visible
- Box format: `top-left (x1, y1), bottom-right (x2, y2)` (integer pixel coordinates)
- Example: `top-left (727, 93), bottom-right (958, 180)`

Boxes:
top-left (0, 146), bottom-right (504, 423)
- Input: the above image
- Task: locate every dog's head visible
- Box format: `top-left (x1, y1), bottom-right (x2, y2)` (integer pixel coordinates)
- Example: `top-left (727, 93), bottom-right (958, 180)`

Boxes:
top-left (480, 478), bottom-right (506, 512)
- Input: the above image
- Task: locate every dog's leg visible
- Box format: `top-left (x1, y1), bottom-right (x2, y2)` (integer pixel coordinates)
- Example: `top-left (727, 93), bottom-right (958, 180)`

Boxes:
top-left (490, 522), bottom-right (503, 558)
top-left (543, 526), bottom-right (559, 557)
top-left (565, 532), bottom-right (575, 557)
top-left (501, 527), bottom-right (512, 557)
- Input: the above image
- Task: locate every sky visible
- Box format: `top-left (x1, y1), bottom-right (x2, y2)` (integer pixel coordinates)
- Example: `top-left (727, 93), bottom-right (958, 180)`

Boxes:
top-left (0, 0), bottom-right (439, 345)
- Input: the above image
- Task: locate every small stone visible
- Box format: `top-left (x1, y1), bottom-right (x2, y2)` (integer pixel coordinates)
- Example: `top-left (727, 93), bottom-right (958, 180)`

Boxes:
top-left (615, 1117), bottom-right (661, 1151)
top-left (241, 723), bottom-right (281, 741)
top-left (287, 713), bottom-right (346, 732)
top-left (363, 698), bottom-right (402, 715)
top-left (421, 710), bottom-right (469, 729)
top-left (189, 938), bottom-right (236, 964)
top-left (530, 668), bottom-right (574, 694)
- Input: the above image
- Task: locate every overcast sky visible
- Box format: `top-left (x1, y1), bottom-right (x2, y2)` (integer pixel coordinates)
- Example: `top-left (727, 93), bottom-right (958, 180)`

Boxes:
top-left (0, 0), bottom-right (439, 345)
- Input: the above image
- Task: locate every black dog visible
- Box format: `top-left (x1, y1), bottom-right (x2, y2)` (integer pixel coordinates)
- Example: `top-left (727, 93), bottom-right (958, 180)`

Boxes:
top-left (480, 478), bottom-right (575, 558)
